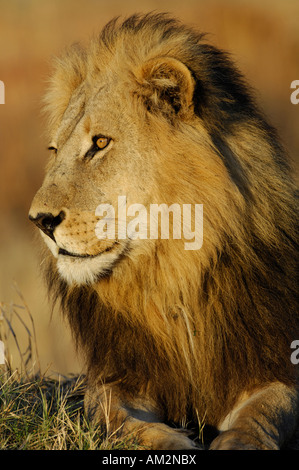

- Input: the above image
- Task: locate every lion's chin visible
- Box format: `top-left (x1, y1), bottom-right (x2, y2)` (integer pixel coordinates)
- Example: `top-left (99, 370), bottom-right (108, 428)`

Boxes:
top-left (56, 251), bottom-right (118, 285)
top-left (40, 231), bottom-right (125, 285)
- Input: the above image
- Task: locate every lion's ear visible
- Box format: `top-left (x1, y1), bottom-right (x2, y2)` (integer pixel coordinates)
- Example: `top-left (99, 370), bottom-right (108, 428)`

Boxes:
top-left (135, 57), bottom-right (195, 118)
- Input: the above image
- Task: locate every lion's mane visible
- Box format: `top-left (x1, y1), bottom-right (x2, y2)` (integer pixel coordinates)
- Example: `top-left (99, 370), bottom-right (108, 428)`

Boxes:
top-left (44, 14), bottom-right (298, 428)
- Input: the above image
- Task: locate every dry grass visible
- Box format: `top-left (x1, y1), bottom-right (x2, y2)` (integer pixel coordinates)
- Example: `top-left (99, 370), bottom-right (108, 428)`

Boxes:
top-left (0, 372), bottom-right (144, 450)
top-left (0, 297), bottom-right (141, 450)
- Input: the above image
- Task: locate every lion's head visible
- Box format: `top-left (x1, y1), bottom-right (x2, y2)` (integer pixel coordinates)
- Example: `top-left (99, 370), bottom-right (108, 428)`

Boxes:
top-left (28, 14), bottom-right (254, 288)
top-left (29, 14), bottom-right (298, 434)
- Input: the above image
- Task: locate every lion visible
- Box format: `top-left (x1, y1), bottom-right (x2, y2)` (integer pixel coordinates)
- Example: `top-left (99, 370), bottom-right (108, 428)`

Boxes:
top-left (29, 14), bottom-right (299, 450)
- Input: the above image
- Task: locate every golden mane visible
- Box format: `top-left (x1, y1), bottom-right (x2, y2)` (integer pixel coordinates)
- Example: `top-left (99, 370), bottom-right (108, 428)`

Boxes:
top-left (40, 13), bottom-right (298, 441)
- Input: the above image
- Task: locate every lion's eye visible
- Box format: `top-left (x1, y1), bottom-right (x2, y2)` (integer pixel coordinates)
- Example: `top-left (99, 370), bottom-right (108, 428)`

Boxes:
top-left (48, 146), bottom-right (58, 154)
top-left (84, 135), bottom-right (111, 160)
top-left (95, 136), bottom-right (110, 150)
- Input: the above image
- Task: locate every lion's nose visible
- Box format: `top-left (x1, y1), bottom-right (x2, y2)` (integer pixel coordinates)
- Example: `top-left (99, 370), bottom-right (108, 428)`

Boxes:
top-left (29, 210), bottom-right (65, 241)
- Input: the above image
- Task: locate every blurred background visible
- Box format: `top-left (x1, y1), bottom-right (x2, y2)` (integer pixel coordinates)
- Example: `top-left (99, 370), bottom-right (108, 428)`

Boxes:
top-left (0, 0), bottom-right (298, 376)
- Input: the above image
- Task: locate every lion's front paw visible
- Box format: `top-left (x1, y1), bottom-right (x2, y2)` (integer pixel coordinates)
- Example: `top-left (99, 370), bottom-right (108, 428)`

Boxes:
top-left (137, 423), bottom-right (200, 450)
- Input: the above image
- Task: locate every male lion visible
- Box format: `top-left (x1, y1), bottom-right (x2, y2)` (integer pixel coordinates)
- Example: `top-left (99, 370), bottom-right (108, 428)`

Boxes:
top-left (29, 14), bottom-right (299, 450)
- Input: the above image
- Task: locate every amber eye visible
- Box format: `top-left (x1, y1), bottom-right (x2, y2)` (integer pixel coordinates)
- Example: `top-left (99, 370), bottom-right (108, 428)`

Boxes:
top-left (96, 136), bottom-right (110, 150)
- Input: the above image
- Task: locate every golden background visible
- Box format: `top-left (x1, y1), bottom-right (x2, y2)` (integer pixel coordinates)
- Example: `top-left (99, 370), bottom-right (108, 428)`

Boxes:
top-left (0, 0), bottom-right (298, 375)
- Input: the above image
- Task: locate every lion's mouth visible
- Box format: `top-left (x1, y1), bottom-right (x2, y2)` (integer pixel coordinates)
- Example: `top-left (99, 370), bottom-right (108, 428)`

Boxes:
top-left (58, 241), bottom-right (119, 258)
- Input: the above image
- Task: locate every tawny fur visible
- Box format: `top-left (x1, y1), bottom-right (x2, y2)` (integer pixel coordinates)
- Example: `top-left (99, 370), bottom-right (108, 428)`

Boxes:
top-left (30, 14), bottom-right (298, 448)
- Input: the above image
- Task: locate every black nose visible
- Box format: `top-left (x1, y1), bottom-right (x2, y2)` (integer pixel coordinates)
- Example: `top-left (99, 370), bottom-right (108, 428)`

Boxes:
top-left (29, 211), bottom-right (65, 241)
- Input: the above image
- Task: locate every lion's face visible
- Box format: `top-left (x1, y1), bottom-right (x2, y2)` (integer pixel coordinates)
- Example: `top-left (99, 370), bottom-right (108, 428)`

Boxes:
top-left (29, 29), bottom-right (244, 286)
top-left (29, 77), bottom-right (163, 284)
